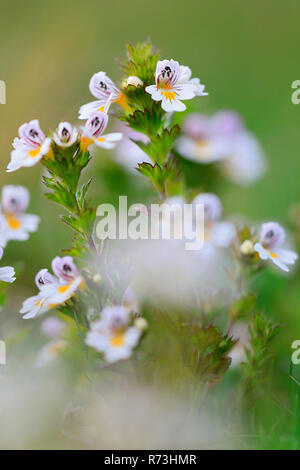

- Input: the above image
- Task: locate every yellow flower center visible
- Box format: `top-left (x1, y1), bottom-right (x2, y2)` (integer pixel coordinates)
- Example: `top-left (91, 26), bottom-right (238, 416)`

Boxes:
top-left (115, 92), bottom-right (131, 112)
top-left (80, 136), bottom-right (94, 151)
top-left (28, 146), bottom-right (41, 157)
top-left (58, 283), bottom-right (71, 294)
top-left (110, 333), bottom-right (125, 347)
top-left (6, 214), bottom-right (21, 230)
top-left (266, 249), bottom-right (278, 259)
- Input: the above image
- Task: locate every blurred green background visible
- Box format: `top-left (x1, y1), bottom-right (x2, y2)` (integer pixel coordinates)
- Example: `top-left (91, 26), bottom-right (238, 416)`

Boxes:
top-left (0, 0), bottom-right (300, 449)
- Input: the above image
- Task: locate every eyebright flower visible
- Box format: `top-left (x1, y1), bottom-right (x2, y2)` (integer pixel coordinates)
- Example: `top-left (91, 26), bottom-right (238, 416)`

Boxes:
top-left (85, 306), bottom-right (143, 363)
top-left (35, 339), bottom-right (67, 367)
top-left (0, 185), bottom-right (40, 245)
top-left (40, 316), bottom-right (66, 339)
top-left (81, 112), bottom-right (122, 151)
top-left (53, 122), bottom-right (78, 147)
top-left (254, 222), bottom-right (298, 272)
top-left (20, 256), bottom-right (83, 319)
top-left (0, 247), bottom-right (15, 283)
top-left (79, 71), bottom-right (130, 119)
top-left (145, 59), bottom-right (207, 112)
top-left (7, 120), bottom-right (51, 172)
top-left (176, 111), bottom-right (266, 185)
top-left (193, 193), bottom-right (236, 248)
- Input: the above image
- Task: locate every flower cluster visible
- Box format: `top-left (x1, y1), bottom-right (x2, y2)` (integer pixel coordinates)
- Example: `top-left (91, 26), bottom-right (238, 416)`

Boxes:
top-left (7, 41), bottom-right (299, 380)
top-left (20, 256), bottom-right (83, 319)
top-left (7, 115), bottom-right (122, 173)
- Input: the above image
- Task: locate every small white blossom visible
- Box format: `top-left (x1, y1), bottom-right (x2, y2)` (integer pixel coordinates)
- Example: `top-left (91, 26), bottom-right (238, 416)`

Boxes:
top-left (40, 316), bottom-right (66, 339)
top-left (81, 112), bottom-right (122, 151)
top-left (53, 122), bottom-right (78, 147)
top-left (86, 306), bottom-right (142, 363)
top-left (254, 222), bottom-right (298, 272)
top-left (146, 59), bottom-right (207, 112)
top-left (0, 247), bottom-right (15, 283)
top-left (176, 111), bottom-right (266, 185)
top-left (35, 339), bottom-right (67, 367)
top-left (193, 193), bottom-right (235, 249)
top-left (7, 120), bottom-right (51, 172)
top-left (0, 185), bottom-right (40, 245)
top-left (20, 257), bottom-right (83, 319)
top-left (79, 71), bottom-right (130, 119)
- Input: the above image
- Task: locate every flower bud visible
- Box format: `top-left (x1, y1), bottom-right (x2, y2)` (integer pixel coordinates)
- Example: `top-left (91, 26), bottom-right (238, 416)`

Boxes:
top-left (93, 273), bottom-right (102, 283)
top-left (134, 317), bottom-right (148, 331)
top-left (240, 239), bottom-right (254, 256)
top-left (123, 76), bottom-right (143, 88)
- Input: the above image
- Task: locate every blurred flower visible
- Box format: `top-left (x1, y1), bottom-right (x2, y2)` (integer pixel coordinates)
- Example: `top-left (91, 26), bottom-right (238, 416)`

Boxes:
top-left (254, 222), bottom-right (298, 272)
top-left (0, 185), bottom-right (39, 245)
top-left (193, 193), bottom-right (236, 249)
top-left (40, 316), bottom-right (66, 339)
top-left (20, 256), bottom-right (83, 319)
top-left (35, 339), bottom-right (67, 367)
top-left (0, 247), bottom-right (15, 283)
top-left (146, 59), bottom-right (207, 112)
top-left (114, 124), bottom-right (151, 171)
top-left (220, 131), bottom-right (266, 186)
top-left (81, 112), bottom-right (122, 151)
top-left (122, 286), bottom-right (140, 315)
top-left (7, 120), bottom-right (51, 172)
top-left (176, 111), bottom-right (266, 185)
top-left (53, 122), bottom-right (78, 147)
top-left (79, 71), bottom-right (129, 119)
top-left (86, 306), bottom-right (142, 363)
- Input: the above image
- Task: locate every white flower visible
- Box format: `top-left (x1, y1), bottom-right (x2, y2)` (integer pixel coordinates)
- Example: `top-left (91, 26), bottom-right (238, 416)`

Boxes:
top-left (0, 185), bottom-right (39, 245)
top-left (7, 120), bottom-right (51, 172)
top-left (146, 59), bottom-right (207, 112)
top-left (0, 247), bottom-right (15, 283)
top-left (220, 131), bottom-right (266, 186)
top-left (79, 71), bottom-right (130, 119)
top-left (81, 112), bottom-right (122, 151)
top-left (254, 222), bottom-right (298, 272)
top-left (35, 339), bottom-right (67, 367)
top-left (40, 316), bottom-right (66, 339)
top-left (20, 257), bottom-right (83, 319)
top-left (193, 193), bottom-right (236, 248)
top-left (86, 306), bottom-right (142, 363)
top-left (176, 111), bottom-right (266, 185)
top-left (53, 122), bottom-right (78, 147)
